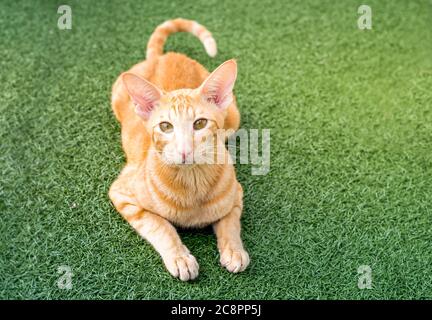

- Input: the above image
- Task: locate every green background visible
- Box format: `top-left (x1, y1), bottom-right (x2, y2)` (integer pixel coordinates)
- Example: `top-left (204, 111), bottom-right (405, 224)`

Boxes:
top-left (1, 0), bottom-right (431, 299)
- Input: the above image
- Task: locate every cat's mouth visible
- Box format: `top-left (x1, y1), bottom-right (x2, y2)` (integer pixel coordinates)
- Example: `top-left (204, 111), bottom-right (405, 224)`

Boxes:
top-left (165, 160), bottom-right (198, 168)
top-left (159, 148), bottom-right (222, 166)
top-left (162, 155), bottom-right (213, 167)
top-left (160, 154), bottom-right (196, 166)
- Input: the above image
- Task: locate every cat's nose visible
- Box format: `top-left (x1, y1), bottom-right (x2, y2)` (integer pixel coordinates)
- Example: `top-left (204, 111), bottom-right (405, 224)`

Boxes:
top-left (181, 151), bottom-right (192, 164)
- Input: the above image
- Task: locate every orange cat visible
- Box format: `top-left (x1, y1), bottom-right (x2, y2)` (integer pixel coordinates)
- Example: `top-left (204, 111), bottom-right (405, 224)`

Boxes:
top-left (109, 18), bottom-right (249, 281)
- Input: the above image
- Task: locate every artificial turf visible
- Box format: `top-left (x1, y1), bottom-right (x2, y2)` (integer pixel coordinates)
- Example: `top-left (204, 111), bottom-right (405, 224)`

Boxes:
top-left (1, 0), bottom-right (432, 299)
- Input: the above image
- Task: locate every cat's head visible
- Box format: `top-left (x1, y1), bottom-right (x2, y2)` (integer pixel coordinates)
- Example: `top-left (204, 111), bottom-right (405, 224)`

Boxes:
top-left (122, 60), bottom-right (237, 165)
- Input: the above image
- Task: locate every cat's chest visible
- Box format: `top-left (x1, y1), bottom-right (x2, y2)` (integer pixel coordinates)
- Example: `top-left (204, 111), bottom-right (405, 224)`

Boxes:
top-left (149, 190), bottom-right (235, 228)
top-left (135, 185), bottom-right (236, 228)
top-left (134, 164), bottom-right (238, 227)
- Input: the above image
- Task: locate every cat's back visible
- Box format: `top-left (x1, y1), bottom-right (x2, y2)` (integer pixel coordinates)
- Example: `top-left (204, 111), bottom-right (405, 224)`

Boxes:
top-left (149, 52), bottom-right (210, 91)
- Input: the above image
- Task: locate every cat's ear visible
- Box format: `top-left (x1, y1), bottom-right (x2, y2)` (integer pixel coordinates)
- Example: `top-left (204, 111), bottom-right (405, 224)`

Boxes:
top-left (122, 73), bottom-right (162, 120)
top-left (199, 59), bottom-right (237, 110)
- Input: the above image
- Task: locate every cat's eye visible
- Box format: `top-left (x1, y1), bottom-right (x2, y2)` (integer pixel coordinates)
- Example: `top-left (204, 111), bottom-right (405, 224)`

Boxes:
top-left (159, 122), bottom-right (173, 133)
top-left (193, 118), bottom-right (208, 130)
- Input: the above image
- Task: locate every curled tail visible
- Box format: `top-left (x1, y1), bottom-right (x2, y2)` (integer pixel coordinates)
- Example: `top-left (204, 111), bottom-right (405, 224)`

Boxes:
top-left (146, 18), bottom-right (217, 60)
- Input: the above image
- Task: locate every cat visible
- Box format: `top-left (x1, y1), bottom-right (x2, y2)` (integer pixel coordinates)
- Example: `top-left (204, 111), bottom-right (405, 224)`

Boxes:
top-left (109, 18), bottom-right (249, 281)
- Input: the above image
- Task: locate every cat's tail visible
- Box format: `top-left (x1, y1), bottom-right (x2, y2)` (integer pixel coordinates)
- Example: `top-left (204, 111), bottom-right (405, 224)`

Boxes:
top-left (146, 18), bottom-right (217, 60)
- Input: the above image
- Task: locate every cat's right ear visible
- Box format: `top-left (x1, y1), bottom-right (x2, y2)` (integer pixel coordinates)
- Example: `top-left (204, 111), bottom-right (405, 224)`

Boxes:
top-left (122, 73), bottom-right (162, 120)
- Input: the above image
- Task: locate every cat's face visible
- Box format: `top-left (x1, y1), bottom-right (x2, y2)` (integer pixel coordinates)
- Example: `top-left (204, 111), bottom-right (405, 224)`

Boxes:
top-left (146, 90), bottom-right (225, 165)
top-left (123, 60), bottom-right (237, 165)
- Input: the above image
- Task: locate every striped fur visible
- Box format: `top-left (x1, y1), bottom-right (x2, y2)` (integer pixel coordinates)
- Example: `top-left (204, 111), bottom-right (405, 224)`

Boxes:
top-left (109, 19), bottom-right (248, 281)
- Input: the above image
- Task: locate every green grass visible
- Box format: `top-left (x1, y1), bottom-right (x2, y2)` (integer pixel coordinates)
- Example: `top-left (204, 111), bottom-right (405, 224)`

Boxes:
top-left (1, 0), bottom-right (432, 299)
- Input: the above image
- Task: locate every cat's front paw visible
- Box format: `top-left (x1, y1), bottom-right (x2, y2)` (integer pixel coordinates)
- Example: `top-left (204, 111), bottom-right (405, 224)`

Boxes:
top-left (220, 247), bottom-right (250, 273)
top-left (163, 252), bottom-right (199, 281)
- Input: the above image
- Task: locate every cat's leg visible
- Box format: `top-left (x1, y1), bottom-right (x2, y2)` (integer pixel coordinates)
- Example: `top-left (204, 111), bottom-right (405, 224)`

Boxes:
top-left (129, 211), bottom-right (199, 281)
top-left (213, 184), bottom-right (250, 273)
top-left (109, 169), bottom-right (199, 281)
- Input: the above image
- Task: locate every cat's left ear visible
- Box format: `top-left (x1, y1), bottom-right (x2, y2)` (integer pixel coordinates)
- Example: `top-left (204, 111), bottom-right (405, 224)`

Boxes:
top-left (198, 59), bottom-right (237, 110)
top-left (122, 73), bottom-right (163, 120)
